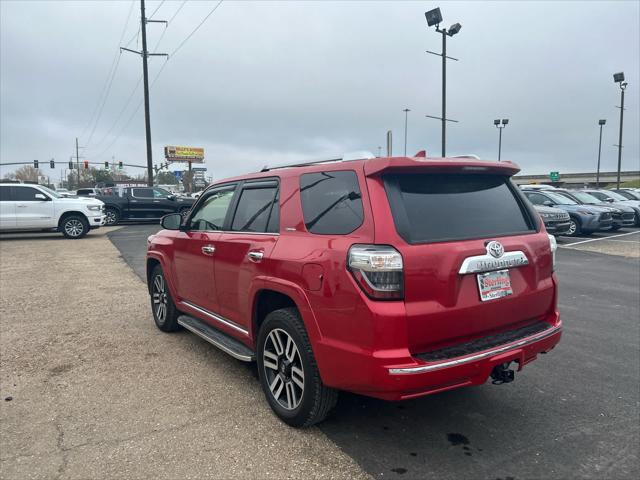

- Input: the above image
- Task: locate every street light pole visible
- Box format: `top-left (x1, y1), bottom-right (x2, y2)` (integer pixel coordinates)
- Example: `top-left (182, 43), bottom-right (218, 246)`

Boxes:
top-left (403, 108), bottom-right (410, 156)
top-left (613, 72), bottom-right (627, 189)
top-left (424, 8), bottom-right (461, 158)
top-left (596, 119), bottom-right (606, 188)
top-left (494, 118), bottom-right (509, 161)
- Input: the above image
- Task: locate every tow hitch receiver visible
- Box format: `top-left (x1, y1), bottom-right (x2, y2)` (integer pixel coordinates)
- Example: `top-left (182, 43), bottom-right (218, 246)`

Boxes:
top-left (491, 362), bottom-right (515, 385)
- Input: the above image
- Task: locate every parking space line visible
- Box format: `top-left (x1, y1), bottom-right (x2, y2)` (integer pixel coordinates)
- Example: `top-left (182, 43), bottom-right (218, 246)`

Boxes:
top-left (560, 231), bottom-right (640, 247)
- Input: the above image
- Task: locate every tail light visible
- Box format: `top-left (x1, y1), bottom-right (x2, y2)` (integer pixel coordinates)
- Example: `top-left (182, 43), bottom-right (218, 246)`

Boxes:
top-left (348, 245), bottom-right (404, 300)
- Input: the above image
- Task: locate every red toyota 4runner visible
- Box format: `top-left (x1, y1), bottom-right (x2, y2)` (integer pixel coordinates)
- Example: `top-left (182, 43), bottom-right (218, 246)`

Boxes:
top-left (146, 155), bottom-right (562, 427)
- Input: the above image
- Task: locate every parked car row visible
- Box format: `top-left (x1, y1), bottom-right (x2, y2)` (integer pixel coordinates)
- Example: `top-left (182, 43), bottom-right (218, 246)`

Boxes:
top-left (521, 186), bottom-right (640, 236)
top-left (0, 182), bottom-right (105, 238)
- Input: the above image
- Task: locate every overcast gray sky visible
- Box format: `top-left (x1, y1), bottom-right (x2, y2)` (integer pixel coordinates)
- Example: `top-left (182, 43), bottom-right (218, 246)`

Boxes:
top-left (1, 0), bottom-right (639, 183)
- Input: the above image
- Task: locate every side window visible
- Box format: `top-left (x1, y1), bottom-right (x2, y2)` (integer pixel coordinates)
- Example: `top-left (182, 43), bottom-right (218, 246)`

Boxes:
top-left (0, 186), bottom-right (13, 201)
top-left (231, 185), bottom-right (279, 233)
top-left (525, 192), bottom-right (548, 205)
top-left (153, 188), bottom-right (169, 198)
top-left (299, 171), bottom-right (364, 234)
top-left (13, 187), bottom-right (44, 201)
top-left (132, 188), bottom-right (153, 198)
top-left (189, 187), bottom-right (236, 231)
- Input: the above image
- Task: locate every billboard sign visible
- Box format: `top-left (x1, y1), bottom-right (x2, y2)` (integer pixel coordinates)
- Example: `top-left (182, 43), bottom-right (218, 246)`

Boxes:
top-left (164, 146), bottom-right (204, 163)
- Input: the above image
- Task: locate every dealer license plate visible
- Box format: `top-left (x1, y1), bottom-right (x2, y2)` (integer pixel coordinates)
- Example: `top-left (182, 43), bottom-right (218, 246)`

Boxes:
top-left (477, 269), bottom-right (513, 302)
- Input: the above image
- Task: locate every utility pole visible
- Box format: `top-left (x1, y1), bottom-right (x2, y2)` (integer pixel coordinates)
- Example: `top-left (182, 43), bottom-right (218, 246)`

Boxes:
top-left (76, 137), bottom-right (81, 188)
top-left (403, 108), bottom-right (410, 156)
top-left (596, 119), bottom-right (606, 187)
top-left (121, 0), bottom-right (167, 187)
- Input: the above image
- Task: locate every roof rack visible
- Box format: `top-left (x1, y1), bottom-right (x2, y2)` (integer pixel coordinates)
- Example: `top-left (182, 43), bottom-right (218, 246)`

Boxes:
top-left (260, 157), bottom-right (343, 172)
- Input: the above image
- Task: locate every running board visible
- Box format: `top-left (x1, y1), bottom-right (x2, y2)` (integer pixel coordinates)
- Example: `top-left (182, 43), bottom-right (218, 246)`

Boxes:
top-left (177, 315), bottom-right (255, 362)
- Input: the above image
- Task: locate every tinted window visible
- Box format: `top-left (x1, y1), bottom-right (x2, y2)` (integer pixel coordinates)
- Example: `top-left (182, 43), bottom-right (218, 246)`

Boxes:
top-left (384, 174), bottom-right (534, 244)
top-left (231, 185), bottom-right (278, 233)
top-left (153, 188), bottom-right (170, 198)
top-left (13, 186), bottom-right (45, 201)
top-left (525, 192), bottom-right (551, 205)
top-left (299, 171), bottom-right (364, 234)
top-left (190, 187), bottom-right (235, 231)
top-left (132, 188), bottom-right (153, 198)
top-left (0, 186), bottom-right (12, 201)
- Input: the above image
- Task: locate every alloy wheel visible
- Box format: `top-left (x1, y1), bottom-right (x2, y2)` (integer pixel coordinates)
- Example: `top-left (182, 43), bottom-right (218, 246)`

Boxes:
top-left (152, 274), bottom-right (168, 323)
top-left (105, 210), bottom-right (117, 225)
top-left (568, 220), bottom-right (577, 235)
top-left (262, 328), bottom-right (305, 410)
top-left (64, 219), bottom-right (84, 237)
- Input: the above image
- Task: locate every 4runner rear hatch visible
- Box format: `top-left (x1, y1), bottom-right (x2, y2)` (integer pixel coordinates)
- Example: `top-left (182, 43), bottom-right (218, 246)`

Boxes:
top-left (364, 157), bottom-right (555, 355)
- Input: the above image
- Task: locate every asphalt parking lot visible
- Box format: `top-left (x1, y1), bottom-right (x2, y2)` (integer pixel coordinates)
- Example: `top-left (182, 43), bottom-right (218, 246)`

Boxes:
top-left (1, 224), bottom-right (639, 479)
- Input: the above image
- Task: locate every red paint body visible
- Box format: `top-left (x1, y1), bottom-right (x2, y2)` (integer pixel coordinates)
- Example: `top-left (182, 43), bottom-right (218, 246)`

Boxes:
top-left (147, 156), bottom-right (561, 401)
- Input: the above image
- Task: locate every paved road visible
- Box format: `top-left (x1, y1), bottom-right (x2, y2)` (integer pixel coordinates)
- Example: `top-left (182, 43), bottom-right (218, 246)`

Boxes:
top-left (107, 225), bottom-right (639, 478)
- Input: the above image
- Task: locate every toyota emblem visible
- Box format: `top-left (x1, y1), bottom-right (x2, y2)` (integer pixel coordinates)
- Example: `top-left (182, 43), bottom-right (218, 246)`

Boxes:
top-left (486, 241), bottom-right (504, 258)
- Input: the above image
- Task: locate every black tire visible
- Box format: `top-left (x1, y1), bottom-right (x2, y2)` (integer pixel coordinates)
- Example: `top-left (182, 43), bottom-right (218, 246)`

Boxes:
top-left (257, 307), bottom-right (338, 427)
top-left (104, 207), bottom-right (120, 226)
top-left (60, 214), bottom-right (89, 239)
top-left (149, 265), bottom-right (181, 332)
top-left (611, 225), bottom-right (621, 231)
top-left (567, 218), bottom-right (581, 236)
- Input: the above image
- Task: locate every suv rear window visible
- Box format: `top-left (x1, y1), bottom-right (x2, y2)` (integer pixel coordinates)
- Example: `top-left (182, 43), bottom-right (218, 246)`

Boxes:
top-left (300, 171), bottom-right (364, 234)
top-left (384, 173), bottom-right (535, 243)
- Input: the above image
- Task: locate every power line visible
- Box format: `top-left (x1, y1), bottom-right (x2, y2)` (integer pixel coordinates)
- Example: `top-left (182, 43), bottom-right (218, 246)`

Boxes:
top-left (88, 1), bottom-right (188, 156)
top-left (93, 0), bottom-right (225, 161)
top-left (148, 0), bottom-right (166, 19)
top-left (169, 0), bottom-right (223, 58)
top-left (80, 0), bottom-right (136, 143)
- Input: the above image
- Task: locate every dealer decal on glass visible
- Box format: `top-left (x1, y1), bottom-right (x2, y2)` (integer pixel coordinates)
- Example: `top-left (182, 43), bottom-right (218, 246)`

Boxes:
top-left (477, 269), bottom-right (513, 302)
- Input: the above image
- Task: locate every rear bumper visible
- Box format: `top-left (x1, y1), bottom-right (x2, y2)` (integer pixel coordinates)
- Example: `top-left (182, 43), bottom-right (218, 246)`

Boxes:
top-left (316, 314), bottom-right (562, 401)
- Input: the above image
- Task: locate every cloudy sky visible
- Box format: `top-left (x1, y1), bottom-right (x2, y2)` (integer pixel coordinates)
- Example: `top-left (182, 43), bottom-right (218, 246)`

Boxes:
top-left (1, 0), bottom-right (639, 183)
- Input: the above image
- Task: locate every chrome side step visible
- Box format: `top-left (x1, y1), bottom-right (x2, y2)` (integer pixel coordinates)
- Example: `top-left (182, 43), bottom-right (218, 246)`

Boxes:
top-left (177, 315), bottom-right (255, 362)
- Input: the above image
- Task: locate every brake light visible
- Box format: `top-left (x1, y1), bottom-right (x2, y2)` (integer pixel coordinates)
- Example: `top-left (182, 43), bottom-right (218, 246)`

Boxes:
top-left (348, 245), bottom-right (404, 300)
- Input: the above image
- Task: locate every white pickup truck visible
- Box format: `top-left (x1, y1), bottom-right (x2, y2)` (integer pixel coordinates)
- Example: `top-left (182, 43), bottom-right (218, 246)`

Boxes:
top-left (0, 183), bottom-right (105, 239)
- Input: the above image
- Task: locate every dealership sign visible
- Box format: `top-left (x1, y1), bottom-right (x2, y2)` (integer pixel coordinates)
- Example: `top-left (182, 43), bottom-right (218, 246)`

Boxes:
top-left (164, 146), bottom-right (205, 163)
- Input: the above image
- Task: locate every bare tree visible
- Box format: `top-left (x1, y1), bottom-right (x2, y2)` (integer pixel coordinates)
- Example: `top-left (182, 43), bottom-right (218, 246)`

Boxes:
top-left (7, 165), bottom-right (38, 182)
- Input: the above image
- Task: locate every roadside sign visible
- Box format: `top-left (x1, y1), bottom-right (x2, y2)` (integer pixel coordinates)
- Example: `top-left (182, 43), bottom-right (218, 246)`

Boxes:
top-left (164, 146), bottom-right (205, 163)
top-left (550, 171), bottom-right (560, 182)
top-left (174, 171), bottom-right (183, 180)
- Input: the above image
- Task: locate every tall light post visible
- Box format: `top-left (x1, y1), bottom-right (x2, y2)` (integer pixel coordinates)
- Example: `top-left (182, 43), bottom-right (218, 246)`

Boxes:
top-left (424, 7), bottom-right (461, 157)
top-left (494, 118), bottom-right (509, 161)
top-left (403, 108), bottom-right (410, 156)
top-left (596, 119), bottom-right (606, 187)
top-left (613, 72), bottom-right (627, 189)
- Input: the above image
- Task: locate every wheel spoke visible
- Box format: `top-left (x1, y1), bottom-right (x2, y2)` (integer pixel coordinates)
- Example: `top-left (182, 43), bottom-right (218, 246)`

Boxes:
top-left (154, 276), bottom-right (163, 293)
top-left (291, 366), bottom-right (304, 390)
top-left (285, 335), bottom-right (296, 362)
top-left (269, 374), bottom-right (284, 399)
top-left (269, 331), bottom-right (284, 355)
top-left (263, 350), bottom-right (278, 370)
top-left (285, 381), bottom-right (297, 409)
top-left (152, 293), bottom-right (161, 304)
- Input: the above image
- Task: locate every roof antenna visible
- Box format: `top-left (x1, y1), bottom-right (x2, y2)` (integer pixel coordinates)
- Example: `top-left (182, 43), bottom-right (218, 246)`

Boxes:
top-left (415, 150), bottom-right (427, 157)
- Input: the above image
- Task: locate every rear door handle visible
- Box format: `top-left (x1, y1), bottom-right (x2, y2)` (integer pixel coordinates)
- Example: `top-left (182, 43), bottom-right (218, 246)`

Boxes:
top-left (247, 251), bottom-right (264, 262)
top-left (17, 204), bottom-right (27, 208)
top-left (201, 245), bottom-right (216, 256)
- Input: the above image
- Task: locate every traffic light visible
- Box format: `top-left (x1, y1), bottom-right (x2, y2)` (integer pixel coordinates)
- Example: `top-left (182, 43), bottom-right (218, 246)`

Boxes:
top-left (104, 161), bottom-right (109, 169)
top-left (33, 159), bottom-right (39, 169)
top-left (118, 161), bottom-right (123, 170)
top-left (50, 159), bottom-right (55, 168)
top-left (83, 160), bottom-right (89, 169)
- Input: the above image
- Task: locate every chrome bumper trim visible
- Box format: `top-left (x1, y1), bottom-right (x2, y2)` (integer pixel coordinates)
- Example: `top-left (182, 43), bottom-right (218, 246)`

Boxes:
top-left (458, 250), bottom-right (529, 274)
top-left (388, 324), bottom-right (562, 375)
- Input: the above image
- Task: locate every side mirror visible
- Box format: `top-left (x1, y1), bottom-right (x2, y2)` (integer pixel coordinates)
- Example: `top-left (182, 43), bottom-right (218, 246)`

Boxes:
top-left (606, 198), bottom-right (614, 203)
top-left (160, 213), bottom-right (182, 230)
top-left (167, 194), bottom-right (176, 201)
top-left (34, 193), bottom-right (48, 201)
top-left (543, 200), bottom-right (554, 207)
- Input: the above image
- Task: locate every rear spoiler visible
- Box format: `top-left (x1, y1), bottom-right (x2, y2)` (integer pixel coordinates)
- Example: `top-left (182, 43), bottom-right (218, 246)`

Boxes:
top-left (363, 157), bottom-right (521, 177)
